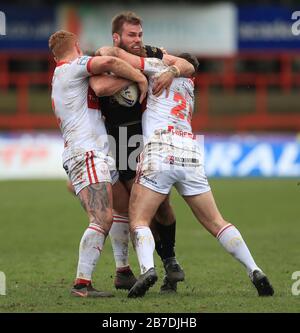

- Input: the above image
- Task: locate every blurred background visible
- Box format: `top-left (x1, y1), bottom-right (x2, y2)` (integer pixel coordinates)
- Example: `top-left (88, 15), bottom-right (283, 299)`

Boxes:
top-left (0, 0), bottom-right (299, 179)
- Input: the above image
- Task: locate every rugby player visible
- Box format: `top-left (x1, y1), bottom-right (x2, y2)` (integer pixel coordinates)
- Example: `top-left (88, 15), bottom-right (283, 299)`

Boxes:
top-left (49, 30), bottom-right (148, 297)
top-left (95, 12), bottom-right (195, 292)
top-left (98, 46), bottom-right (275, 298)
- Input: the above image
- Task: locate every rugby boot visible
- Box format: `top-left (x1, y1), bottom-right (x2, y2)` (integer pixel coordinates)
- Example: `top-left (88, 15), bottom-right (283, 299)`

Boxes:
top-left (71, 282), bottom-right (114, 298)
top-left (250, 269), bottom-right (274, 296)
top-left (128, 268), bottom-right (158, 298)
top-left (163, 257), bottom-right (185, 283)
top-left (159, 276), bottom-right (177, 294)
top-left (114, 267), bottom-right (137, 290)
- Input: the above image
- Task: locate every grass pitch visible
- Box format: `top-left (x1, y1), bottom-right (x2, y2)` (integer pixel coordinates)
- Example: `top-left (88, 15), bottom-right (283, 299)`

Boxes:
top-left (0, 179), bottom-right (299, 313)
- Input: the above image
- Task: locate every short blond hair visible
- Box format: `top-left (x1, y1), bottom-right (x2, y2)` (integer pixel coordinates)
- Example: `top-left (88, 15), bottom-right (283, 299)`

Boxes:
top-left (49, 30), bottom-right (77, 59)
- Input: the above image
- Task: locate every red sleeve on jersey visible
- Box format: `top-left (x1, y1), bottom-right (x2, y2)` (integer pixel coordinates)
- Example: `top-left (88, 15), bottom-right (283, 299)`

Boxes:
top-left (140, 57), bottom-right (145, 71)
top-left (56, 61), bottom-right (69, 67)
top-left (87, 57), bottom-right (94, 74)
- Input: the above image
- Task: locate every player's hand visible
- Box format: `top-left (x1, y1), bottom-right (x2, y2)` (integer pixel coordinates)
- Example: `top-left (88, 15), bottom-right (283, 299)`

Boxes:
top-left (95, 47), bottom-right (103, 56)
top-left (160, 46), bottom-right (168, 55)
top-left (95, 46), bottom-right (113, 56)
top-left (152, 71), bottom-right (174, 98)
top-left (137, 75), bottom-right (148, 104)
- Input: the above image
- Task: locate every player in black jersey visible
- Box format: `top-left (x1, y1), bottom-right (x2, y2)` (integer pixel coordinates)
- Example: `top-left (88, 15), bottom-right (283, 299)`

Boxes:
top-left (99, 45), bottom-right (161, 183)
top-left (94, 11), bottom-right (195, 293)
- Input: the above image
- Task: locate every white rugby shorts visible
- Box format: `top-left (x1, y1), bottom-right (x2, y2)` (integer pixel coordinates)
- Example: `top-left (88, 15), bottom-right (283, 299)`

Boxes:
top-left (63, 150), bottom-right (118, 195)
top-left (135, 139), bottom-right (210, 196)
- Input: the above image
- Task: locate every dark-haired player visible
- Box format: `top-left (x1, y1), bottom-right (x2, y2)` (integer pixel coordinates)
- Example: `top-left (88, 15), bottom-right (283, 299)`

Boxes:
top-left (96, 11), bottom-right (195, 292)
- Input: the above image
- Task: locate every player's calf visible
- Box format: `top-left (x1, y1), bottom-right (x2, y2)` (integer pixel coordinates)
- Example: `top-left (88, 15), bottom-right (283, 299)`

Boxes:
top-left (79, 182), bottom-right (114, 234)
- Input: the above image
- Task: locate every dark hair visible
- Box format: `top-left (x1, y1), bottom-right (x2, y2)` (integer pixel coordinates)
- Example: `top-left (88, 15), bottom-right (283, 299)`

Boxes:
top-left (178, 53), bottom-right (199, 72)
top-left (111, 11), bottom-right (143, 35)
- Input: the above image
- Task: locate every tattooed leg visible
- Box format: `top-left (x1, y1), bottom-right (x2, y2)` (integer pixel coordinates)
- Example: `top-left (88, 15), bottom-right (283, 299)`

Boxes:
top-left (78, 182), bottom-right (113, 234)
top-left (74, 182), bottom-right (114, 284)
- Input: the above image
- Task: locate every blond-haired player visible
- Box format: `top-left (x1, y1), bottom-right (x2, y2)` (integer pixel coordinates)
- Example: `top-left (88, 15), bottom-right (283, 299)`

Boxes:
top-left (49, 30), bottom-right (148, 297)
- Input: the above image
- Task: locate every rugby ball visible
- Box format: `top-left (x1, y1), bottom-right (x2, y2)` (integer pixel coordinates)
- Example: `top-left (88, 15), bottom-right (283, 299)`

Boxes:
top-left (113, 83), bottom-right (139, 107)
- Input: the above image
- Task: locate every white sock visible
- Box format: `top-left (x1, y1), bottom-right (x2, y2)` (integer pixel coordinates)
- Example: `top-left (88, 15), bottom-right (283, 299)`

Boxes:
top-left (133, 226), bottom-right (155, 274)
top-left (217, 224), bottom-right (260, 275)
top-left (76, 223), bottom-right (106, 281)
top-left (109, 214), bottom-right (130, 269)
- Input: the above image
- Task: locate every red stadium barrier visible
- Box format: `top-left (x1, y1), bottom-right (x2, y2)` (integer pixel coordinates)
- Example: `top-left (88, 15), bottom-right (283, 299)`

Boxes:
top-left (192, 52), bottom-right (300, 131)
top-left (0, 52), bottom-right (300, 131)
top-left (0, 52), bottom-right (56, 129)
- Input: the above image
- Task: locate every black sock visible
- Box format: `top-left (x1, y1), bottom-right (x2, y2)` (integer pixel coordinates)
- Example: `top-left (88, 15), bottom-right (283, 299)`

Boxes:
top-left (155, 221), bottom-right (176, 260)
top-left (155, 239), bottom-right (163, 259)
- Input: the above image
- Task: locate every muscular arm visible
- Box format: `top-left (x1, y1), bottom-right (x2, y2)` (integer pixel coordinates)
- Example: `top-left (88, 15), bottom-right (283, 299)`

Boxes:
top-left (89, 74), bottom-right (132, 97)
top-left (151, 54), bottom-right (195, 96)
top-left (96, 47), bottom-right (195, 77)
top-left (96, 47), bottom-right (195, 97)
top-left (162, 54), bottom-right (195, 77)
top-left (89, 55), bottom-right (147, 103)
top-left (90, 55), bottom-right (142, 83)
top-left (95, 47), bottom-right (142, 69)
top-left (97, 47), bottom-right (165, 96)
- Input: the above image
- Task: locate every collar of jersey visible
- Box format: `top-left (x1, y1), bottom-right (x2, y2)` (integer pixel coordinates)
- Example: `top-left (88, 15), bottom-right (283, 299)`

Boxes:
top-left (56, 61), bottom-right (70, 67)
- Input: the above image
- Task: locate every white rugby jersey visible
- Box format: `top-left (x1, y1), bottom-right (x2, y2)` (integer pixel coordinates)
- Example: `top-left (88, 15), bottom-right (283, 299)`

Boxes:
top-left (141, 58), bottom-right (195, 145)
top-left (51, 56), bottom-right (109, 163)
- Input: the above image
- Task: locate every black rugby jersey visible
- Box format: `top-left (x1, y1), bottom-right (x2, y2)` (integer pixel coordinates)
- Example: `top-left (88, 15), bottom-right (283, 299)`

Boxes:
top-left (99, 45), bottom-right (163, 127)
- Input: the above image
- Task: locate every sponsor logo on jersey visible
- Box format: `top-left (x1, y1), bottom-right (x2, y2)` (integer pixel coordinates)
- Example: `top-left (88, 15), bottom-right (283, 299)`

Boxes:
top-left (77, 56), bottom-right (89, 66)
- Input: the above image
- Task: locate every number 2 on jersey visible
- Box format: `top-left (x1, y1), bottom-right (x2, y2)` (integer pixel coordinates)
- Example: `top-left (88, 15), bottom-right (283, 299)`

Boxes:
top-left (170, 92), bottom-right (192, 125)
